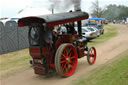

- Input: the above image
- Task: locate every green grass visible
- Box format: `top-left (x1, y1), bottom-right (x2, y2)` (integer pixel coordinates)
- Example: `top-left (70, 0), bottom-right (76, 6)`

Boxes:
top-left (0, 49), bottom-right (31, 79)
top-left (73, 50), bottom-right (128, 85)
top-left (88, 24), bottom-right (119, 46)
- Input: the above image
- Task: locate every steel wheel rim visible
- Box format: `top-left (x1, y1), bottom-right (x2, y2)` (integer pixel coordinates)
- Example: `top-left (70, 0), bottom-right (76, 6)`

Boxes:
top-left (88, 47), bottom-right (96, 64)
top-left (60, 45), bottom-right (77, 76)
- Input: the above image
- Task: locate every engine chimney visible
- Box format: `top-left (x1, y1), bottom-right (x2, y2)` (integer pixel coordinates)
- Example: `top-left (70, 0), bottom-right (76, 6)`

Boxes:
top-left (76, 10), bottom-right (82, 38)
top-left (77, 20), bottom-right (82, 38)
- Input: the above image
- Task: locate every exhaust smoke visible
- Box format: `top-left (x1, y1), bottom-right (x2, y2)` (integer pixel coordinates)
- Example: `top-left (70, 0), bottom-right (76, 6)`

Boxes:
top-left (49, 0), bottom-right (81, 12)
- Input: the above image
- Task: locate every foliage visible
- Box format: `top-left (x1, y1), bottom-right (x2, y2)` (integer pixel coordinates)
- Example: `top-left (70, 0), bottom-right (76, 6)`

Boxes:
top-left (90, 0), bottom-right (128, 20)
top-left (90, 0), bottom-right (105, 18)
top-left (102, 4), bottom-right (128, 20)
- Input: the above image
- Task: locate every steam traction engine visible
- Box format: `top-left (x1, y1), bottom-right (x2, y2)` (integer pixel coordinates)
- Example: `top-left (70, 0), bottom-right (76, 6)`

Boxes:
top-left (18, 11), bottom-right (96, 77)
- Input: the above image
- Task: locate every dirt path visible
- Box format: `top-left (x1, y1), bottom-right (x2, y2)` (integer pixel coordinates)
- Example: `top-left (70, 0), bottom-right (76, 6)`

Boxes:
top-left (1, 24), bottom-right (128, 85)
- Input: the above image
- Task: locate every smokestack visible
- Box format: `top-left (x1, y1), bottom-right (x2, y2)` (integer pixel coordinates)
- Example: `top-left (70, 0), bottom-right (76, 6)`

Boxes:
top-left (73, 0), bottom-right (82, 11)
top-left (73, 0), bottom-right (82, 37)
top-left (51, 4), bottom-right (54, 14)
top-left (52, 8), bottom-right (54, 14)
top-left (77, 21), bottom-right (82, 37)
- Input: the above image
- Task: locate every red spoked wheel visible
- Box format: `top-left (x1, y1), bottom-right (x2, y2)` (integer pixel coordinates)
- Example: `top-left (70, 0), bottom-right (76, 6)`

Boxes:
top-left (87, 47), bottom-right (96, 65)
top-left (55, 43), bottom-right (78, 77)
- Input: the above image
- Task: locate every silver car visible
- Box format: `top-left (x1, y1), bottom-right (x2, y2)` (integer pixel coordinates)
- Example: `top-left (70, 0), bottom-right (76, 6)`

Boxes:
top-left (82, 27), bottom-right (97, 40)
top-left (96, 24), bottom-right (104, 34)
top-left (86, 26), bottom-right (100, 37)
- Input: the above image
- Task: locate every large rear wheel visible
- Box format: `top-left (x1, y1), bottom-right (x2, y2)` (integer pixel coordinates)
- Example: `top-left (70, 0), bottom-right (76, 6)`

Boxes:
top-left (87, 47), bottom-right (96, 65)
top-left (55, 44), bottom-right (78, 77)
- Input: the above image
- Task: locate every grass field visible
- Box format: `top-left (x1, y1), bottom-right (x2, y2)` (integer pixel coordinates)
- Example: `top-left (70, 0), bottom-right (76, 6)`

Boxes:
top-left (73, 50), bottom-right (128, 85)
top-left (0, 49), bottom-right (31, 79)
top-left (0, 24), bottom-right (119, 79)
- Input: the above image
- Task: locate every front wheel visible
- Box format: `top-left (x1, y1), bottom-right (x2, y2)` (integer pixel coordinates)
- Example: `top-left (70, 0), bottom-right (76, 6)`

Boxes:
top-left (87, 47), bottom-right (96, 65)
top-left (55, 44), bottom-right (78, 77)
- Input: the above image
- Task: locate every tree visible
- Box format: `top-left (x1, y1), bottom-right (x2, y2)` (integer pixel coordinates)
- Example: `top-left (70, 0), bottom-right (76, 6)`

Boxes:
top-left (91, 0), bottom-right (104, 17)
top-left (102, 4), bottom-right (128, 20)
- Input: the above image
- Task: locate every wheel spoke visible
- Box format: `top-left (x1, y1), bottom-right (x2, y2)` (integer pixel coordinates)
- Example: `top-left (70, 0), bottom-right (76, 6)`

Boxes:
top-left (62, 54), bottom-right (66, 58)
top-left (63, 64), bottom-right (67, 69)
top-left (92, 49), bottom-right (94, 55)
top-left (90, 57), bottom-right (93, 62)
top-left (61, 64), bottom-right (65, 72)
top-left (68, 64), bottom-right (72, 69)
top-left (60, 60), bottom-right (65, 64)
top-left (89, 53), bottom-right (92, 57)
top-left (92, 54), bottom-right (94, 57)
top-left (68, 52), bottom-right (71, 57)
top-left (66, 49), bottom-right (69, 56)
top-left (71, 56), bottom-right (75, 59)
top-left (90, 49), bottom-right (93, 54)
top-left (66, 64), bottom-right (70, 71)
top-left (63, 50), bottom-right (66, 56)
top-left (69, 61), bottom-right (72, 64)
top-left (91, 48), bottom-right (95, 57)
top-left (89, 49), bottom-right (94, 57)
top-left (68, 48), bottom-right (72, 56)
top-left (65, 68), bottom-right (68, 73)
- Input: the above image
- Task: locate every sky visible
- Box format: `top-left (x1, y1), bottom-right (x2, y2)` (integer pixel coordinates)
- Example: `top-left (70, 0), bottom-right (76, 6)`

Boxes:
top-left (0, 0), bottom-right (128, 18)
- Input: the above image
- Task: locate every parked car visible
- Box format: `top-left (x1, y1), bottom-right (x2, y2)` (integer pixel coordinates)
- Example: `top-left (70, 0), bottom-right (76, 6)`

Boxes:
top-left (92, 27), bottom-right (101, 37)
top-left (75, 26), bottom-right (97, 40)
top-left (96, 24), bottom-right (104, 34)
top-left (85, 26), bottom-right (100, 37)
top-left (82, 27), bottom-right (97, 40)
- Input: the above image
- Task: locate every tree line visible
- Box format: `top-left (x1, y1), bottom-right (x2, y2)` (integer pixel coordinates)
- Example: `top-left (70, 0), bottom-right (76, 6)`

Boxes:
top-left (90, 0), bottom-right (128, 21)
